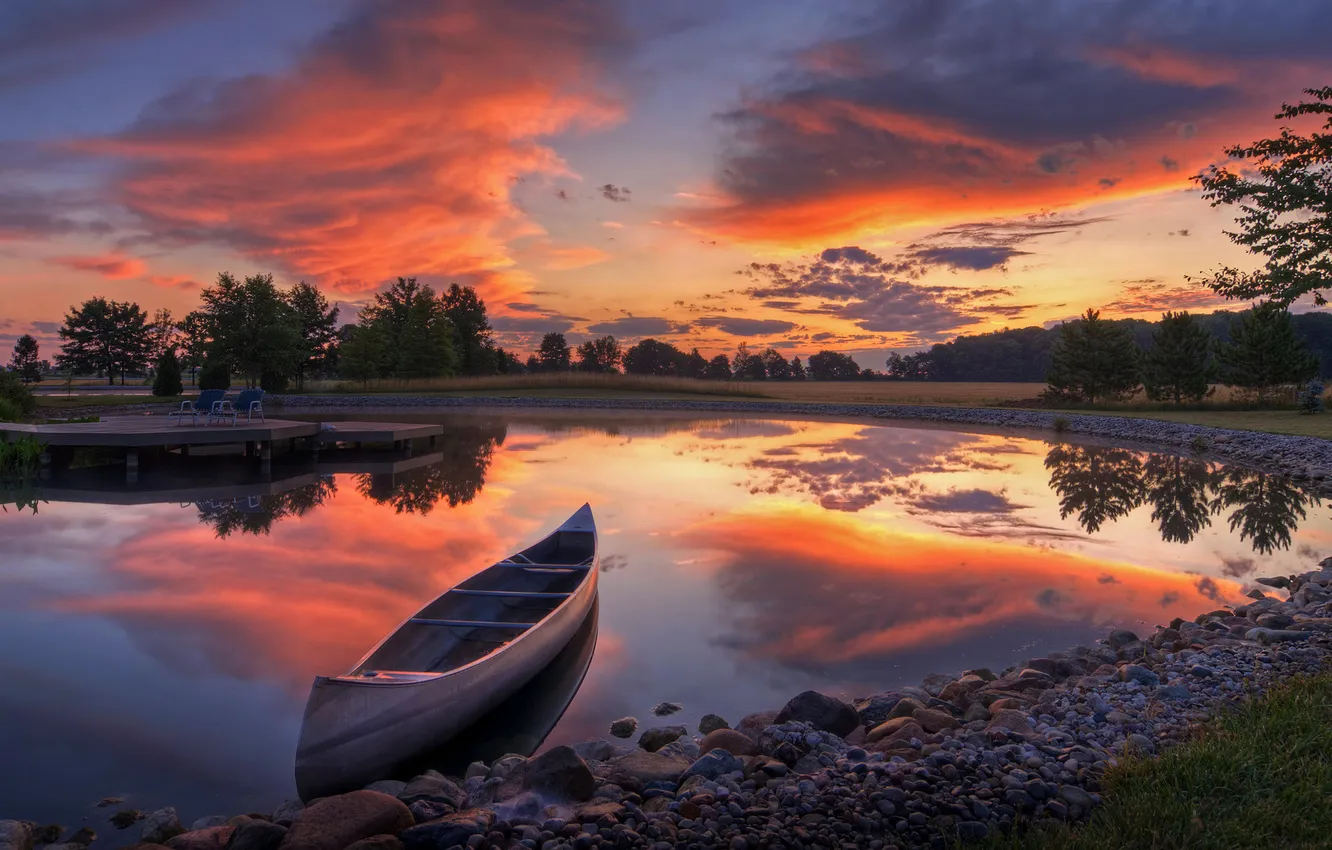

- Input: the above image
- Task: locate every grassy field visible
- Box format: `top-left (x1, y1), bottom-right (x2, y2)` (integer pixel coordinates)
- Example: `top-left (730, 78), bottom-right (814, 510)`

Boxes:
top-left (306, 373), bottom-right (768, 398)
top-left (35, 394), bottom-right (180, 409)
top-left (989, 674), bottom-right (1332, 850)
top-left (1052, 408), bottom-right (1332, 439)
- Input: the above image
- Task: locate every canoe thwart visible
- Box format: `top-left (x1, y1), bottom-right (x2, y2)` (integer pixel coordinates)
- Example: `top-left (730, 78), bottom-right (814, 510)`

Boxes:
top-left (451, 589), bottom-right (573, 599)
top-left (408, 617), bottom-right (535, 630)
top-left (495, 561), bottom-right (592, 570)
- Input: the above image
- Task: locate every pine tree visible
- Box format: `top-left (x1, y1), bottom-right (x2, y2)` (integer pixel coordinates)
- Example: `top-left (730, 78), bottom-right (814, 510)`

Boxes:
top-left (151, 349), bottom-right (183, 396)
top-left (1046, 309), bottom-right (1142, 403)
top-left (790, 356), bottom-right (806, 380)
top-left (1142, 311), bottom-right (1214, 404)
top-left (9, 334), bottom-right (42, 384)
top-left (1216, 302), bottom-right (1319, 404)
top-left (536, 332), bottom-right (571, 372)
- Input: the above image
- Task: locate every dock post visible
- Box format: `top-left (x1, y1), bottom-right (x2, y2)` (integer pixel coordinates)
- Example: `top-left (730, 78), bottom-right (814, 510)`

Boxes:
top-left (181, 444), bottom-right (190, 457)
top-left (245, 441), bottom-right (256, 458)
top-left (259, 441), bottom-right (272, 475)
top-left (428, 434), bottom-right (437, 447)
top-left (126, 449), bottom-right (139, 485)
top-left (403, 439), bottom-right (414, 458)
top-left (39, 451), bottom-right (52, 481)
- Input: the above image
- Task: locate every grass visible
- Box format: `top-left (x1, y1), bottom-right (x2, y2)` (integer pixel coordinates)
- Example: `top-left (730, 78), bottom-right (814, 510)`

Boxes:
top-left (988, 673), bottom-right (1332, 850)
top-left (35, 394), bottom-right (181, 409)
top-left (1054, 408), bottom-right (1332, 440)
top-left (307, 372), bottom-right (768, 398)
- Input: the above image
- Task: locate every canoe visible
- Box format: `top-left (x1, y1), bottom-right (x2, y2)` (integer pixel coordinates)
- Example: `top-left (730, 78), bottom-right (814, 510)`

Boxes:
top-left (294, 503), bottom-right (599, 797)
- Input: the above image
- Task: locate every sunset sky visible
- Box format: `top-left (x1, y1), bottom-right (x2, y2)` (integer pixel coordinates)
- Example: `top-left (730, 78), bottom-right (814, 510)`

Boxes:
top-left (3, 0), bottom-right (1330, 366)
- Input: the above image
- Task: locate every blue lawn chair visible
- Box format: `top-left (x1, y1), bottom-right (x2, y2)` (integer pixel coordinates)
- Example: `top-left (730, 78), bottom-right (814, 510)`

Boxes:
top-left (209, 388), bottom-right (265, 426)
top-left (169, 389), bottom-right (225, 426)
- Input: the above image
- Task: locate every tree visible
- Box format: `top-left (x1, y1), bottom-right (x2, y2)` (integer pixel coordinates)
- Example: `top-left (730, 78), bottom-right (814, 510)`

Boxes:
top-left (397, 293), bottom-right (458, 379)
top-left (576, 335), bottom-right (622, 373)
top-left (198, 360), bottom-right (231, 390)
top-left (807, 350), bottom-right (861, 380)
top-left (683, 348), bottom-right (708, 378)
top-left (9, 335), bottom-right (42, 384)
top-left (1193, 87), bottom-right (1332, 305)
top-left (1142, 455), bottom-right (1215, 544)
top-left (760, 348), bottom-right (792, 380)
top-left (147, 308), bottom-right (179, 364)
top-left (1215, 302), bottom-right (1319, 403)
top-left (704, 354), bottom-right (732, 380)
top-left (441, 283), bottom-right (497, 375)
top-left (55, 297), bottom-right (150, 385)
top-left (186, 273), bottom-right (304, 388)
top-left (1142, 311), bottom-right (1214, 404)
top-left (1045, 444), bottom-right (1146, 534)
top-left (1211, 468), bottom-right (1317, 555)
top-left (496, 348), bottom-right (525, 374)
top-left (1045, 309), bottom-right (1142, 403)
top-left (288, 281), bottom-right (340, 389)
top-left (536, 332), bottom-right (571, 372)
top-left (338, 323), bottom-right (386, 386)
top-left (152, 349), bottom-right (183, 397)
top-left (790, 356), bottom-right (806, 380)
top-left (732, 343), bottom-right (767, 380)
top-left (623, 339), bottom-right (684, 376)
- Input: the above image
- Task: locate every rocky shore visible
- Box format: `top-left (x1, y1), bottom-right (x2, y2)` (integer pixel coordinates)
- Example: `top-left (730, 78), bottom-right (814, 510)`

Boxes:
top-left (9, 567), bottom-right (1332, 850)
top-left (278, 395), bottom-right (1332, 493)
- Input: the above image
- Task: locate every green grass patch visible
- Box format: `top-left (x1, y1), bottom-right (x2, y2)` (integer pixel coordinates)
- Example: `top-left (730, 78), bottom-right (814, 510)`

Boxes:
top-left (990, 673), bottom-right (1332, 850)
top-left (1049, 408), bottom-right (1332, 440)
top-left (35, 395), bottom-right (179, 409)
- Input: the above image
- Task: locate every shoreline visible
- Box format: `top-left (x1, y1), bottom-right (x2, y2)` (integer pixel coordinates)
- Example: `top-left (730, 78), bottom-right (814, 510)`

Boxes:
top-left (9, 567), bottom-right (1330, 849)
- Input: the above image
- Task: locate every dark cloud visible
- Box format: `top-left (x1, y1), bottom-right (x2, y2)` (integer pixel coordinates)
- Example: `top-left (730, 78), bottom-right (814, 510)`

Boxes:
top-left (1098, 176), bottom-right (1122, 189)
top-left (908, 246), bottom-right (1027, 272)
top-left (903, 487), bottom-right (1027, 514)
top-left (0, 190), bottom-right (113, 241)
top-left (1160, 155), bottom-right (1181, 172)
top-left (490, 314), bottom-right (575, 333)
top-left (1220, 556), bottom-right (1256, 579)
top-left (694, 316), bottom-right (797, 336)
top-left (599, 184), bottom-right (631, 202)
top-left (555, 190), bottom-right (572, 202)
top-left (1195, 576), bottom-right (1225, 604)
top-left (1097, 573), bottom-right (1121, 584)
top-left (1104, 279), bottom-right (1226, 313)
top-left (1159, 591), bottom-right (1180, 607)
top-left (585, 316), bottom-right (689, 336)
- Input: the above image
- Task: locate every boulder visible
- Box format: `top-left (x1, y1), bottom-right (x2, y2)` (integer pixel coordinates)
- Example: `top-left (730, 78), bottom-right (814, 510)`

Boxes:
top-left (735, 710), bottom-right (779, 741)
top-left (1246, 628), bottom-right (1312, 644)
top-left (343, 838), bottom-right (402, 850)
top-left (226, 820), bottom-right (286, 850)
top-left (987, 709), bottom-right (1033, 732)
top-left (1106, 629), bottom-right (1139, 650)
top-left (399, 810), bottom-right (494, 850)
top-left (886, 697), bottom-right (926, 721)
top-left (270, 802), bottom-right (303, 828)
top-left (601, 750), bottom-right (688, 791)
top-left (868, 721), bottom-right (925, 750)
top-left (0, 822), bottom-right (33, 850)
top-left (570, 738), bottom-right (622, 763)
top-left (853, 695), bottom-right (901, 729)
top-left (774, 690), bottom-right (859, 737)
top-left (1255, 612), bottom-right (1295, 630)
top-left (963, 702), bottom-right (991, 723)
top-left (363, 781), bottom-right (406, 797)
top-left (638, 725), bottom-right (687, 753)
top-left (608, 717), bottom-right (638, 738)
top-left (912, 707), bottom-right (959, 734)
top-left (697, 713), bottom-right (729, 735)
top-left (652, 737), bottom-right (700, 762)
top-left (938, 676), bottom-right (986, 705)
top-left (520, 745), bottom-right (596, 801)
top-left (652, 702), bottom-right (683, 716)
top-left (190, 818), bottom-right (230, 831)
top-left (164, 828), bottom-right (234, 850)
top-left (397, 774), bottom-right (466, 809)
top-left (1255, 576), bottom-right (1291, 589)
top-left (1118, 665), bottom-right (1160, 686)
top-left (920, 673), bottom-right (953, 696)
top-left (141, 810), bottom-right (184, 845)
top-left (698, 728), bottom-right (757, 757)
top-left (866, 716), bottom-right (918, 744)
top-left (278, 792), bottom-right (412, 850)
top-left (681, 749), bottom-right (745, 782)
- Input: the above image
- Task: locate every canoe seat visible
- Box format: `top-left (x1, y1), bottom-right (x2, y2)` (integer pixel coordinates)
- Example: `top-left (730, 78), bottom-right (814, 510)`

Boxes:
top-left (451, 589), bottom-right (573, 600)
top-left (496, 561), bottom-right (592, 570)
top-left (409, 617), bottom-right (534, 630)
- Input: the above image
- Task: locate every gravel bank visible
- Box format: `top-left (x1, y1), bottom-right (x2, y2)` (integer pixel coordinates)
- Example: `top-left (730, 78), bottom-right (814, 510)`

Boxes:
top-left (278, 395), bottom-right (1332, 491)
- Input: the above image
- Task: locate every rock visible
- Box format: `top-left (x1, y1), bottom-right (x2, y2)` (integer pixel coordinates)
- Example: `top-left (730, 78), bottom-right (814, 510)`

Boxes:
top-left (164, 828), bottom-right (234, 850)
top-left (853, 695), bottom-right (901, 728)
top-left (964, 702), bottom-right (991, 723)
top-left (886, 697), bottom-right (926, 721)
top-left (279, 791), bottom-right (413, 850)
top-left (912, 707), bottom-right (959, 733)
top-left (1106, 629), bottom-right (1139, 650)
top-left (190, 819), bottom-right (229, 832)
top-left (399, 810), bottom-right (494, 850)
top-left (681, 749), bottom-right (745, 782)
top-left (1155, 684), bottom-right (1191, 700)
top-left (652, 701), bottom-right (683, 716)
top-left (1058, 785), bottom-right (1095, 809)
top-left (638, 724), bottom-right (687, 752)
top-left (343, 838), bottom-right (402, 850)
top-left (1, 823), bottom-right (34, 850)
top-left (270, 802), bottom-right (304, 828)
top-left (1246, 588), bottom-right (1268, 599)
top-left (1119, 664), bottom-right (1160, 686)
top-left (398, 774), bottom-right (466, 809)
top-left (608, 717), bottom-right (638, 738)
top-left (869, 720), bottom-right (926, 749)
top-left (1115, 640), bottom-right (1148, 660)
top-left (735, 710), bottom-right (779, 741)
top-left (1255, 612), bottom-right (1295, 630)
top-left (1247, 627), bottom-right (1311, 644)
top-left (653, 737), bottom-right (700, 762)
top-left (226, 820), bottom-right (286, 850)
top-left (1256, 576), bottom-right (1291, 589)
top-left (67, 830), bottom-right (94, 846)
top-left (774, 690), bottom-right (859, 737)
top-left (920, 672), bottom-right (953, 696)
top-left (364, 780), bottom-right (406, 797)
top-left (866, 716), bottom-right (919, 744)
top-left (938, 676), bottom-right (986, 705)
top-left (520, 745), bottom-right (596, 801)
top-left (112, 811), bottom-right (146, 829)
top-left (602, 750), bottom-right (689, 791)
top-left (570, 738), bottom-right (621, 762)
top-left (30, 825), bottom-right (61, 845)
top-left (699, 728), bottom-right (758, 756)
top-left (1126, 734), bottom-right (1156, 754)
top-left (987, 709), bottom-right (1033, 732)
top-left (574, 801), bottom-right (626, 821)
top-left (405, 802), bottom-right (450, 825)
top-left (141, 809), bottom-right (184, 845)
top-left (956, 821), bottom-right (989, 842)
top-left (697, 713), bottom-right (729, 735)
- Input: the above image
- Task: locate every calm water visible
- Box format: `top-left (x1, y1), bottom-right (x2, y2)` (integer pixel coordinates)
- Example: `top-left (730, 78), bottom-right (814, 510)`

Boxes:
top-left (2, 411), bottom-right (1328, 834)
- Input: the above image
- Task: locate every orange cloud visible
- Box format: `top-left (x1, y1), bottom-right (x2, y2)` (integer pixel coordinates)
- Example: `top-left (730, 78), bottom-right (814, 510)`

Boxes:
top-left (50, 251), bottom-right (146, 280)
top-left (71, 1), bottom-right (625, 300)
top-left (540, 245), bottom-right (612, 270)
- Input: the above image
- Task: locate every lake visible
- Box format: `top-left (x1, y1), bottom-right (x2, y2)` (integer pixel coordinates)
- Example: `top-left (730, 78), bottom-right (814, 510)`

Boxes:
top-left (1, 411), bottom-right (1325, 836)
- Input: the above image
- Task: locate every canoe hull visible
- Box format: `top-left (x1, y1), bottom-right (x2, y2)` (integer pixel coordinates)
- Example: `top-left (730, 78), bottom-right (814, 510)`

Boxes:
top-left (295, 547), bottom-right (598, 798)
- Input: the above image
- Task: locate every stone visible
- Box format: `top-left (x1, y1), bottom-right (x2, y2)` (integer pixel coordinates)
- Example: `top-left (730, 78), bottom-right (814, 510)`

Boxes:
top-left (608, 717), bottom-right (638, 738)
top-left (697, 713), bottom-right (729, 735)
top-left (681, 749), bottom-right (745, 782)
top-left (112, 812), bottom-right (146, 830)
top-left (869, 720), bottom-right (926, 750)
top-left (30, 825), bottom-right (61, 845)
top-left (654, 737), bottom-right (700, 762)
top-left (398, 774), bottom-right (467, 809)
top-left (1255, 612), bottom-right (1295, 630)
top-left (886, 697), bottom-right (927, 721)
top-left (987, 709), bottom-right (1033, 732)
top-left (1058, 785), bottom-right (1095, 809)
top-left (343, 838), bottom-right (402, 850)
top-left (1155, 685), bottom-right (1191, 700)
top-left (164, 828), bottom-right (234, 850)
top-left (67, 829), bottom-right (95, 846)
top-left (1255, 576), bottom-right (1291, 589)
top-left (735, 710), bottom-right (779, 741)
top-left (0, 822), bottom-right (33, 850)
top-left (520, 745), bottom-right (596, 801)
top-left (854, 695), bottom-right (901, 728)
top-left (964, 702), bottom-right (991, 723)
top-left (1119, 664), bottom-right (1160, 686)
top-left (190, 819), bottom-right (229, 832)
top-left (956, 821), bottom-right (989, 842)
top-left (570, 738), bottom-right (621, 762)
top-left (638, 725), bottom-right (687, 752)
top-left (773, 690), bottom-right (859, 737)
top-left (699, 728), bottom-right (757, 757)
top-left (279, 791), bottom-right (413, 850)
top-left (912, 707), bottom-right (959, 733)
top-left (1126, 734), bottom-right (1156, 754)
top-left (364, 781), bottom-right (407, 797)
top-left (1246, 588), bottom-right (1268, 600)
top-left (141, 810), bottom-right (184, 845)
top-left (920, 672), bottom-right (953, 696)
top-left (1106, 629), bottom-right (1139, 650)
top-left (602, 750), bottom-right (689, 791)
top-left (865, 716), bottom-right (919, 744)
top-left (399, 810), bottom-right (494, 850)
top-left (1246, 627), bottom-right (1312, 644)
top-left (652, 702), bottom-right (683, 716)
top-left (270, 802), bottom-right (303, 827)
top-left (938, 676), bottom-right (986, 705)
top-left (226, 820), bottom-right (286, 850)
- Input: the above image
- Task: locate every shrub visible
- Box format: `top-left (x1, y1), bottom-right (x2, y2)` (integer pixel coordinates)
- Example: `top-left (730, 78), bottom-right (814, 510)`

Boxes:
top-left (260, 369), bottom-right (290, 394)
top-left (198, 360), bottom-right (231, 391)
top-left (1297, 379), bottom-right (1325, 415)
top-left (152, 350), bottom-right (184, 397)
top-left (0, 371), bottom-right (35, 419)
top-left (1190, 434), bottom-right (1210, 454)
top-left (1052, 415), bottom-right (1071, 433)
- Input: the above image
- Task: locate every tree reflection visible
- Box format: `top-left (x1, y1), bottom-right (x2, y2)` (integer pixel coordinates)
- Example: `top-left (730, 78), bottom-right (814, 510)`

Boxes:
top-left (1142, 455), bottom-right (1217, 544)
top-left (1209, 468), bottom-right (1319, 555)
top-left (197, 476), bottom-right (338, 538)
top-left (355, 420), bottom-right (507, 515)
top-left (1044, 445), bottom-right (1145, 533)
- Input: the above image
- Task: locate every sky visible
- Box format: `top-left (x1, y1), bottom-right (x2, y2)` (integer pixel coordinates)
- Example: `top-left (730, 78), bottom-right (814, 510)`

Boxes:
top-left (2, 0), bottom-right (1331, 367)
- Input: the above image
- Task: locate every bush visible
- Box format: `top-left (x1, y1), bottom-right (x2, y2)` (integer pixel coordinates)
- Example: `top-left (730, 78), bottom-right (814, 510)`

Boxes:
top-left (0, 371), bottom-right (35, 419)
top-left (198, 360), bottom-right (231, 391)
top-left (1190, 434), bottom-right (1210, 454)
top-left (1297, 379), bottom-right (1325, 415)
top-left (260, 369), bottom-right (290, 394)
top-left (1052, 415), bottom-right (1070, 433)
top-left (152, 350), bottom-right (184, 397)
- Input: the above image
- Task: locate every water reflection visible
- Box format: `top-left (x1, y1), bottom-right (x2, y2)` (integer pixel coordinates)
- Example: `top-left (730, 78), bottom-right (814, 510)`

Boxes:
top-left (353, 418), bottom-right (505, 514)
top-left (1211, 468), bottom-right (1316, 555)
top-left (1142, 455), bottom-right (1214, 544)
top-left (1045, 445), bottom-right (1145, 534)
top-left (198, 477), bottom-right (338, 538)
